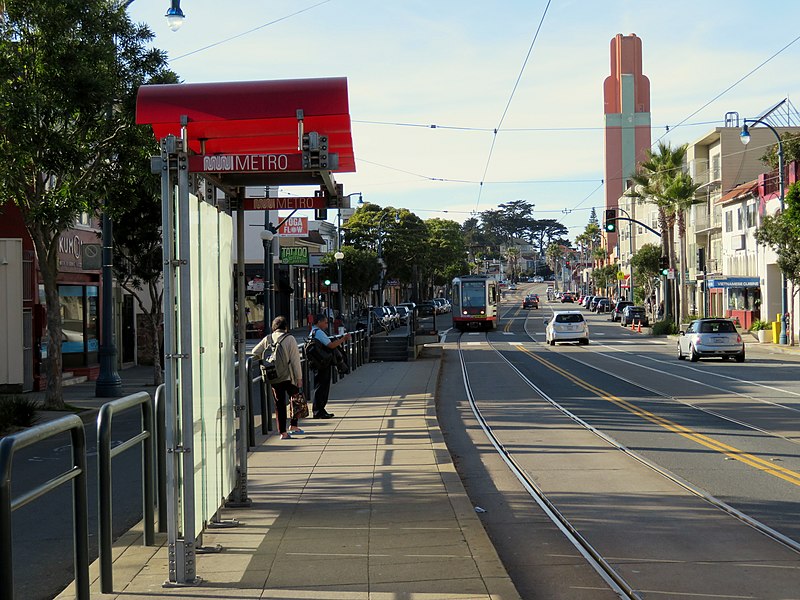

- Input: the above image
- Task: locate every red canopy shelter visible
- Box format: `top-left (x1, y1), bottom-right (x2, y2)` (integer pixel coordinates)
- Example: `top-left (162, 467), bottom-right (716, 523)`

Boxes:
top-left (136, 77), bottom-right (355, 186)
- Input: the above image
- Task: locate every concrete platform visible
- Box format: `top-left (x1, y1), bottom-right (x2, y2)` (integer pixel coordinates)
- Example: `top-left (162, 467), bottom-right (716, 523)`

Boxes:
top-left (55, 350), bottom-right (520, 600)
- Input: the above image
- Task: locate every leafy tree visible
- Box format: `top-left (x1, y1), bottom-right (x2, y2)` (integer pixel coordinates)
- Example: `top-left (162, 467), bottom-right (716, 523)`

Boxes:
top-left (426, 218), bottom-right (468, 285)
top-left (321, 246), bottom-right (381, 309)
top-left (110, 72), bottom-right (178, 387)
top-left (631, 243), bottom-right (661, 316)
top-left (0, 0), bottom-right (170, 408)
top-left (760, 132), bottom-right (800, 169)
top-left (755, 182), bottom-right (800, 337)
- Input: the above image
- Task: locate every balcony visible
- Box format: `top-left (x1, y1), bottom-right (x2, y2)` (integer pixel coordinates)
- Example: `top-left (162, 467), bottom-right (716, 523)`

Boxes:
top-left (694, 204), bottom-right (721, 234)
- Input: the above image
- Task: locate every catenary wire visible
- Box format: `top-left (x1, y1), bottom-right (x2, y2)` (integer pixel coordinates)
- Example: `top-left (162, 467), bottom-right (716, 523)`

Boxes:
top-left (475, 0), bottom-right (552, 212)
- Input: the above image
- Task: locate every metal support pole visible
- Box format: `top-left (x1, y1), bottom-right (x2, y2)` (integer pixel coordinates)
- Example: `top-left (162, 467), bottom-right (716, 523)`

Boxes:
top-left (229, 200), bottom-right (252, 508)
top-left (96, 212), bottom-right (123, 397)
top-left (337, 259), bottom-right (344, 330)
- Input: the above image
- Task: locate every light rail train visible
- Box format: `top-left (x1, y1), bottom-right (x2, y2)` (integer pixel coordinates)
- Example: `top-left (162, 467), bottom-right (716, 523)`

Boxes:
top-left (451, 275), bottom-right (499, 330)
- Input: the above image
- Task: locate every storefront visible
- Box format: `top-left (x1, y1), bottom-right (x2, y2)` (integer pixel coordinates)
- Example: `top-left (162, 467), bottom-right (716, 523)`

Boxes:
top-left (707, 277), bottom-right (761, 329)
top-left (0, 202), bottom-right (103, 387)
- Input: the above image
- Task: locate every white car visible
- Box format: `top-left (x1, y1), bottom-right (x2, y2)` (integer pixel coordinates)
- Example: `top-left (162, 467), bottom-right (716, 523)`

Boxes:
top-left (545, 311), bottom-right (589, 346)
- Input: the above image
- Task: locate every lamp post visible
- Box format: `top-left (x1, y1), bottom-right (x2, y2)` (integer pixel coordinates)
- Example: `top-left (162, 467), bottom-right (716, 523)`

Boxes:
top-left (334, 250), bottom-right (344, 331)
top-left (95, 214), bottom-right (123, 397)
top-left (741, 119), bottom-right (787, 345)
top-left (260, 227), bottom-right (275, 333)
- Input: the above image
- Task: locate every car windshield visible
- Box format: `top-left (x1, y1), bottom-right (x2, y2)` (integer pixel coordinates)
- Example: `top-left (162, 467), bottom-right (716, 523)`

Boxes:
top-left (555, 314), bottom-right (584, 323)
top-left (699, 321), bottom-right (736, 333)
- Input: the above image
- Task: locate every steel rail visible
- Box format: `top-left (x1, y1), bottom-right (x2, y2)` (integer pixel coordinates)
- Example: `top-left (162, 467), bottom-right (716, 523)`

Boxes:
top-left (456, 333), bottom-right (642, 600)
top-left (511, 307), bottom-right (800, 556)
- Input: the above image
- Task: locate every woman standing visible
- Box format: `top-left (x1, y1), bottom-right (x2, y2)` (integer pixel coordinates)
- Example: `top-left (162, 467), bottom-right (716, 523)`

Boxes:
top-left (253, 315), bottom-right (304, 439)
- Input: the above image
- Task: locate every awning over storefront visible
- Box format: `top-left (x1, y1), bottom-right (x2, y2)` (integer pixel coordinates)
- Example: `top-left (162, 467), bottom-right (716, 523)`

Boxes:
top-left (707, 277), bottom-right (760, 289)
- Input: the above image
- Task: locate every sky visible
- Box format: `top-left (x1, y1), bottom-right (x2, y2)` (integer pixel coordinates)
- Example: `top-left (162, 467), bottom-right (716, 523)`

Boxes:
top-left (127, 0), bottom-right (800, 240)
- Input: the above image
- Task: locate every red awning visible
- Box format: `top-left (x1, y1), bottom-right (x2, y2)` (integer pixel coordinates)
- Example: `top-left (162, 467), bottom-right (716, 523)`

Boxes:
top-left (135, 77), bottom-right (355, 173)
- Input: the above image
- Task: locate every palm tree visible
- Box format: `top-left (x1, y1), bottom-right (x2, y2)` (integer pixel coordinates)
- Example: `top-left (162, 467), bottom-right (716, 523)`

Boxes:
top-left (628, 142), bottom-right (697, 322)
top-left (505, 246), bottom-right (521, 282)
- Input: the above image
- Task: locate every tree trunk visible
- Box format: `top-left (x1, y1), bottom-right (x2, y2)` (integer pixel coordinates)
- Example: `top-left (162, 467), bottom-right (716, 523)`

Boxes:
top-left (31, 227), bottom-right (65, 410)
top-left (677, 210), bottom-right (688, 323)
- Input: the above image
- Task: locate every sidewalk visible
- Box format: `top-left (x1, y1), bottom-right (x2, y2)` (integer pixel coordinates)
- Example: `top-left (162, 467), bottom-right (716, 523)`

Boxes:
top-left (56, 350), bottom-right (521, 600)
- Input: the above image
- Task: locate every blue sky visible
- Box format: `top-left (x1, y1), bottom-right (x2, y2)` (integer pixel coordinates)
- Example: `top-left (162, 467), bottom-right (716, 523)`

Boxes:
top-left (128, 0), bottom-right (800, 239)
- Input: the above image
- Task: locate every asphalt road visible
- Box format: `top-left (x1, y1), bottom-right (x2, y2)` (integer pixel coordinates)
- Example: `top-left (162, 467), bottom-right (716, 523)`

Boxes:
top-left (438, 283), bottom-right (800, 599)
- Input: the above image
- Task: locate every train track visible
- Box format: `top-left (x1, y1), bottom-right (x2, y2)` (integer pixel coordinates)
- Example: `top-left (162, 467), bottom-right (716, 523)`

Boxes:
top-left (455, 301), bottom-right (800, 598)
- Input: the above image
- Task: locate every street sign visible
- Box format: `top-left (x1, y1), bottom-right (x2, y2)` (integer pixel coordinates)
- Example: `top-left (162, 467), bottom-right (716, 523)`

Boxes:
top-left (667, 268), bottom-right (675, 280)
top-left (241, 196), bottom-right (327, 210)
top-left (189, 153), bottom-right (304, 173)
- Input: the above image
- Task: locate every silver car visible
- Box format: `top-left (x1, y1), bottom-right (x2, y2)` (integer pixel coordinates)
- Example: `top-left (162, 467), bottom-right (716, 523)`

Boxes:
top-left (677, 318), bottom-right (744, 362)
top-left (545, 311), bottom-right (589, 346)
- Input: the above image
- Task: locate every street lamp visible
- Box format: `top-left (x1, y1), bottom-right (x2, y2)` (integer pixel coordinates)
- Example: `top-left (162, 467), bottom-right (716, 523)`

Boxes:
top-left (260, 228), bottom-right (275, 333)
top-left (164, 0), bottom-right (186, 31)
top-left (741, 119), bottom-right (787, 344)
top-left (334, 250), bottom-right (344, 331)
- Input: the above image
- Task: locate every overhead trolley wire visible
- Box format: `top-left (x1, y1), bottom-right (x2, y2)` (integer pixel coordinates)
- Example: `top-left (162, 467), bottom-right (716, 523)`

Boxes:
top-left (170, 0), bottom-right (333, 62)
top-left (475, 0), bottom-right (553, 212)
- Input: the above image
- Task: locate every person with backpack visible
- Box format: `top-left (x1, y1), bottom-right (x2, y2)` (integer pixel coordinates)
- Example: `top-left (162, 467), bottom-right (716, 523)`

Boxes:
top-left (253, 315), bottom-right (304, 439)
top-left (309, 313), bottom-right (350, 419)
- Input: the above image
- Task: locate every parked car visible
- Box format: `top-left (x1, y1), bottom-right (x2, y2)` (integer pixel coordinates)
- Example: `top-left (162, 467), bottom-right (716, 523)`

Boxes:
top-left (677, 318), bottom-right (744, 362)
top-left (545, 311), bottom-right (589, 346)
top-left (582, 295), bottom-right (595, 308)
top-left (396, 306), bottom-right (410, 325)
top-left (385, 305), bottom-right (401, 328)
top-left (595, 298), bottom-right (611, 313)
top-left (620, 305), bottom-right (649, 327)
top-left (611, 301), bottom-right (634, 322)
top-left (589, 296), bottom-right (607, 312)
top-left (522, 295), bottom-right (539, 309)
top-left (416, 301), bottom-right (437, 317)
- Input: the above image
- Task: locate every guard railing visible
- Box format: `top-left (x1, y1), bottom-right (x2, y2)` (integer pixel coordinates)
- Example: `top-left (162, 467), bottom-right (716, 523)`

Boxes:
top-left (97, 391), bottom-right (155, 593)
top-left (0, 415), bottom-right (90, 600)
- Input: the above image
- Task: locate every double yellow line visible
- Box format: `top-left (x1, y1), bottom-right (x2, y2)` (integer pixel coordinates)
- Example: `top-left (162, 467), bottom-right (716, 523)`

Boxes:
top-left (520, 347), bottom-right (800, 487)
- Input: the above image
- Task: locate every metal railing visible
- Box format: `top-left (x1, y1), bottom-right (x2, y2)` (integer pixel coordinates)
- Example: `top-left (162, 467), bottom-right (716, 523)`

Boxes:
top-left (97, 391), bottom-right (155, 593)
top-left (0, 415), bottom-right (90, 600)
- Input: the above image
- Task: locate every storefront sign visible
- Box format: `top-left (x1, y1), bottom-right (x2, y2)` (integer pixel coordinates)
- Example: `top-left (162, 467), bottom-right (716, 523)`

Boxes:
top-left (58, 229), bottom-right (102, 273)
top-left (278, 217), bottom-right (308, 236)
top-left (707, 277), bottom-right (760, 289)
top-left (279, 247), bottom-right (309, 265)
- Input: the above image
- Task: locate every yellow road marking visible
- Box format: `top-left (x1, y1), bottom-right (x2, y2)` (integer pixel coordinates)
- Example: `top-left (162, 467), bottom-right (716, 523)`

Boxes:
top-left (520, 347), bottom-right (800, 487)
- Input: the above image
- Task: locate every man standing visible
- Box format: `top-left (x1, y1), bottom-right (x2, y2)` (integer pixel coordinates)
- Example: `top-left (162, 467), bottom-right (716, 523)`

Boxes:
top-left (310, 313), bottom-right (350, 419)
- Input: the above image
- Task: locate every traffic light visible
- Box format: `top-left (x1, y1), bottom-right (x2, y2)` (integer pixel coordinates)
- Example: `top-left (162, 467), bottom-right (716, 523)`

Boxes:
top-left (659, 255), bottom-right (669, 276)
top-left (323, 278), bottom-right (332, 287)
top-left (696, 247), bottom-right (706, 272)
top-left (301, 131), bottom-right (329, 169)
top-left (604, 209), bottom-right (617, 233)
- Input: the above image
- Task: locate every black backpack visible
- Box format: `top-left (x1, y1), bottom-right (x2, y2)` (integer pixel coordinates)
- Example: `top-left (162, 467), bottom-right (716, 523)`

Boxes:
top-left (304, 330), bottom-right (333, 370)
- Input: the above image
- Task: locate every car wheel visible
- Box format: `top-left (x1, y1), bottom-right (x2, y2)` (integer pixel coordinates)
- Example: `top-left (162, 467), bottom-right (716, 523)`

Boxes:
top-left (689, 345), bottom-right (699, 362)
top-left (735, 350), bottom-right (745, 363)
top-left (677, 344), bottom-right (684, 360)
top-left (579, 338), bottom-right (589, 345)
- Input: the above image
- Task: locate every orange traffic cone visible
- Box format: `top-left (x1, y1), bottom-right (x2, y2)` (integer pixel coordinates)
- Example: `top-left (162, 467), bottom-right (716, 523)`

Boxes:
top-left (630, 321), bottom-right (635, 331)
top-left (637, 322), bottom-right (642, 333)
